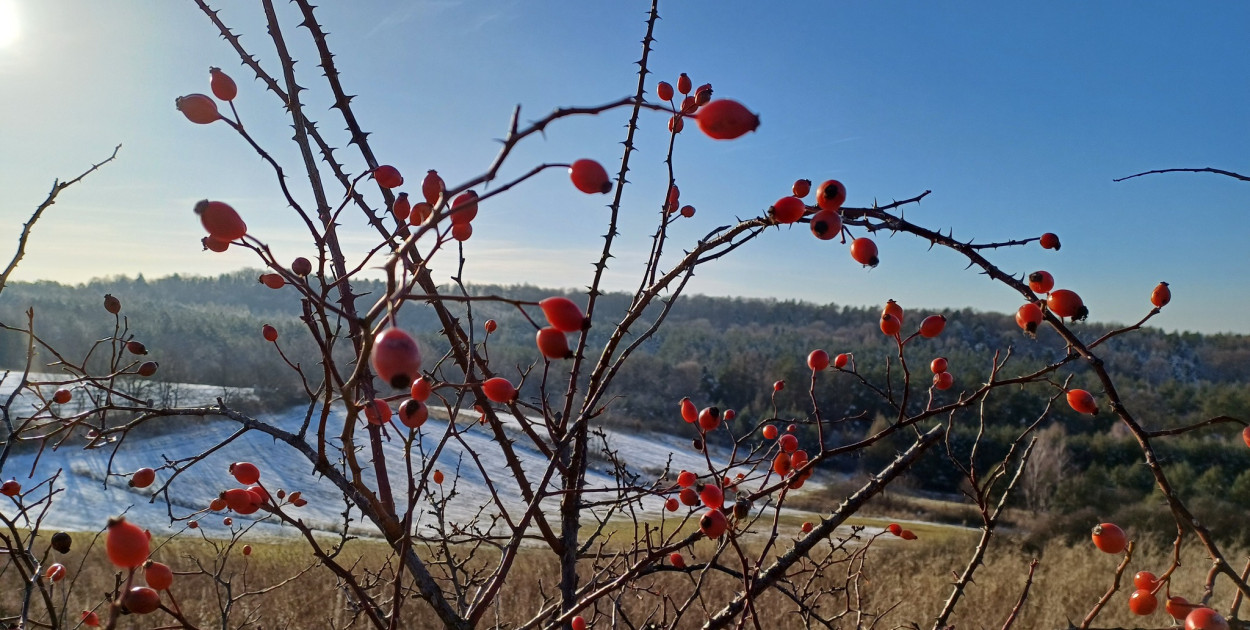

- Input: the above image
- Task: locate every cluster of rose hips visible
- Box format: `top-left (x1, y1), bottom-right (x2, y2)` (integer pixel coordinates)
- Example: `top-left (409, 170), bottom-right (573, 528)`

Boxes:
top-left (101, 516), bottom-right (164, 618)
top-left (534, 296), bottom-right (587, 361)
top-left (764, 423), bottom-right (814, 490)
top-left (664, 399), bottom-right (806, 538)
top-left (657, 71), bottom-right (710, 137)
top-left (174, 68), bottom-right (248, 253)
top-left (663, 183), bottom-right (696, 218)
top-left (665, 404), bottom-right (928, 547)
top-left (667, 395), bottom-right (779, 539)
top-left (884, 522), bottom-right (918, 540)
top-left (379, 296), bottom-right (580, 390)
top-left (371, 346), bottom-right (518, 433)
top-left (1016, 264), bottom-right (1091, 331)
top-left (364, 375), bottom-right (433, 431)
top-left (381, 167), bottom-right (479, 241)
top-left (101, 294), bottom-right (160, 377)
top-left (779, 177), bottom-right (845, 228)
top-left (173, 67), bottom-right (235, 126)
top-left (657, 314), bottom-right (960, 545)
top-left (677, 396), bottom-right (741, 453)
top-left (196, 199), bottom-right (248, 253)
top-left (199, 461), bottom-right (305, 532)
top-left (94, 515), bottom-right (199, 621)
top-left (656, 72), bottom-right (711, 124)
top-left (178, 61), bottom-right (615, 251)
top-left (662, 467), bottom-right (741, 540)
top-left (807, 350), bottom-right (854, 372)
top-left (264, 258), bottom-right (314, 289)
top-left (378, 157), bottom-right (612, 244)
top-left (367, 297), bottom-right (587, 430)
top-left (222, 171), bottom-right (602, 394)
top-left (32, 531), bottom-right (75, 616)
top-left (662, 318), bottom-right (956, 541)
top-left (1088, 522), bottom-right (1231, 628)
top-left (363, 297), bottom-right (589, 436)
top-left (1014, 243), bottom-right (1175, 417)
top-left (678, 397), bottom-right (735, 432)
top-left (773, 177), bottom-right (889, 270)
top-left (653, 73), bottom-right (762, 220)
top-left (16, 294), bottom-right (161, 441)
top-left (853, 299), bottom-right (956, 390)
top-left (657, 72), bottom-right (759, 141)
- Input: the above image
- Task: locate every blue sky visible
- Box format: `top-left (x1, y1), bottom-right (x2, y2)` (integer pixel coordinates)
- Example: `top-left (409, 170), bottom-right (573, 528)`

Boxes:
top-left (0, 1), bottom-right (1246, 333)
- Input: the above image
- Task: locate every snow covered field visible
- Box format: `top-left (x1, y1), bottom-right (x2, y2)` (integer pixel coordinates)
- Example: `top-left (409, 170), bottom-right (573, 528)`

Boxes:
top-left (2, 374), bottom-right (812, 541)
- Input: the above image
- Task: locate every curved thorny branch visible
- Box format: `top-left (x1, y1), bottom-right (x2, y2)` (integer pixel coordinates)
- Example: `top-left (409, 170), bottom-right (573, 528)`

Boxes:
top-left (1114, 167), bottom-right (1250, 183)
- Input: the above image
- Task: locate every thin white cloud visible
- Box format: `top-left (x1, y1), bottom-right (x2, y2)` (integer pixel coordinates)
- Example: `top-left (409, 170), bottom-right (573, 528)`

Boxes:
top-left (364, 0), bottom-right (465, 39)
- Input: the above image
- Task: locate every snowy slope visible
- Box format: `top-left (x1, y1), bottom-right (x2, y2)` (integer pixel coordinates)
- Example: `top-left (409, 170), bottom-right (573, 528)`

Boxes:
top-left (1, 375), bottom-right (789, 540)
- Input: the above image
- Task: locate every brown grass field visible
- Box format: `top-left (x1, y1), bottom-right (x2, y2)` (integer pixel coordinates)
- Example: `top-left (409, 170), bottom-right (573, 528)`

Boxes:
top-left (3, 508), bottom-right (1240, 629)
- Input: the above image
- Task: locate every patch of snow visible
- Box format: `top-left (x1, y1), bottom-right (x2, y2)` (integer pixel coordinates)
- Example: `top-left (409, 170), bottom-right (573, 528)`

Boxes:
top-left (2, 378), bottom-right (815, 542)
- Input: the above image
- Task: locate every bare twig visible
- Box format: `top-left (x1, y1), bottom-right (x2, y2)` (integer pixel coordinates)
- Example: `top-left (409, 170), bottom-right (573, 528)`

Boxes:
top-left (1114, 167), bottom-right (1250, 182)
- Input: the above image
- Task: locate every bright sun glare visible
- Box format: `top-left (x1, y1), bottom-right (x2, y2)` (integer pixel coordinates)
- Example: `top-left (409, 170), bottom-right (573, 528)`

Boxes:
top-left (0, 0), bottom-right (18, 49)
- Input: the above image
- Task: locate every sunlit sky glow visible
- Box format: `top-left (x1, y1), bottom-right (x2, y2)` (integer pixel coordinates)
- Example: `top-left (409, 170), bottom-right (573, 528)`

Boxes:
top-left (0, 1), bottom-right (18, 49)
top-left (0, 2), bottom-right (1247, 334)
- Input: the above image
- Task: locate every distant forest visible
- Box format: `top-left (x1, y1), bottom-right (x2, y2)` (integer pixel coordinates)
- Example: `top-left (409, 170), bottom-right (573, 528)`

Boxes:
top-left (3, 271), bottom-right (1249, 542)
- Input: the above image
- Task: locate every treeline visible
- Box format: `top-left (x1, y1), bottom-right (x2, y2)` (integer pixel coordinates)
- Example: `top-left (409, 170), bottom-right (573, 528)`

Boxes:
top-left (4, 272), bottom-right (1248, 430)
top-left (2, 271), bottom-right (1248, 540)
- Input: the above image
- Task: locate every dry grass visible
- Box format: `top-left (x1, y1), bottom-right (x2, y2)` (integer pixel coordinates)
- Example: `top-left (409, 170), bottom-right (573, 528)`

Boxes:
top-left (3, 522), bottom-right (1242, 629)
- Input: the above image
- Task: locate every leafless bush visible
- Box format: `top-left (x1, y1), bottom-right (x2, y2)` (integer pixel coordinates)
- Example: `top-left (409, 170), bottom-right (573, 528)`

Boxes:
top-left (1, 2), bottom-right (1246, 629)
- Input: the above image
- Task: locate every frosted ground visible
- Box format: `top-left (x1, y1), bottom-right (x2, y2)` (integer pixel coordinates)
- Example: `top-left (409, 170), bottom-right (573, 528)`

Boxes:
top-left (1, 374), bottom-right (842, 541)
